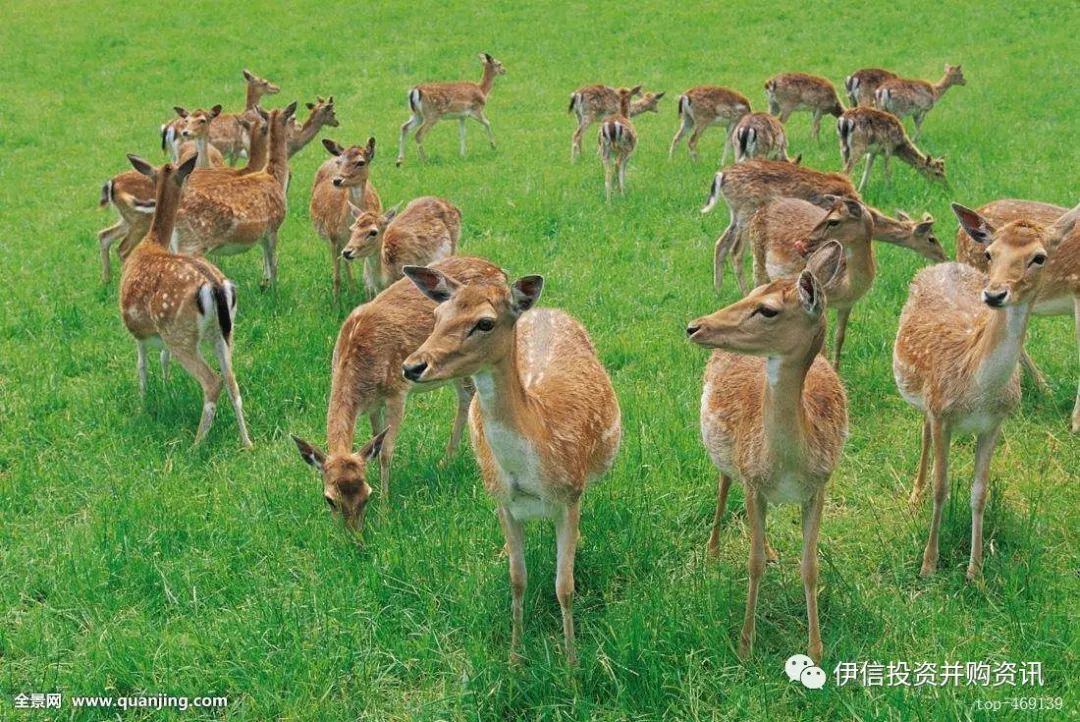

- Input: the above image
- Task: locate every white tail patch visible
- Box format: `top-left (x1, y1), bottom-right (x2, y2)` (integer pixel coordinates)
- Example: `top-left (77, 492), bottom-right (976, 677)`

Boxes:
top-left (702, 172), bottom-right (724, 214)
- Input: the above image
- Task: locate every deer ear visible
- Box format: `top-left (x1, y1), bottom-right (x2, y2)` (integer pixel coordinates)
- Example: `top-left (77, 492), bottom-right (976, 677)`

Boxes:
top-left (629, 85), bottom-right (643, 97)
top-left (510, 275), bottom-right (544, 315)
top-left (306, 102), bottom-right (315, 110)
top-left (347, 201), bottom-right (363, 220)
top-left (796, 268), bottom-right (825, 317)
top-left (895, 209), bottom-right (912, 222)
top-left (175, 154), bottom-right (198, 184)
top-left (654, 91), bottom-right (666, 100)
top-left (243, 69), bottom-right (254, 82)
top-left (128, 154), bottom-right (156, 178)
top-left (382, 204), bottom-right (400, 225)
top-left (842, 198), bottom-right (863, 218)
top-left (915, 221), bottom-right (935, 234)
top-left (174, 106), bottom-right (189, 118)
top-left (292, 435), bottom-right (326, 471)
top-left (1045, 202), bottom-right (1080, 253)
top-left (322, 138), bottom-right (344, 156)
top-left (283, 101), bottom-right (298, 121)
top-left (805, 240), bottom-right (844, 291)
top-left (366, 136), bottom-right (376, 159)
top-left (952, 203), bottom-right (995, 245)
top-left (359, 429), bottom-right (388, 462)
top-left (403, 265), bottom-right (462, 303)
top-left (209, 104), bottom-right (222, 118)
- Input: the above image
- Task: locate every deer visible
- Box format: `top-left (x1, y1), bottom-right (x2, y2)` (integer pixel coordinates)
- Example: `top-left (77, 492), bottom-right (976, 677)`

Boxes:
top-left (400, 266), bottom-right (621, 667)
top-left (287, 96), bottom-right (340, 158)
top-left (310, 137), bottom-right (382, 302)
top-left (875, 64), bottom-right (966, 140)
top-left (170, 103), bottom-right (295, 287)
top-left (98, 171), bottom-right (156, 283)
top-left (844, 68), bottom-right (898, 107)
top-left (732, 112), bottom-right (791, 162)
top-left (292, 256), bottom-right (507, 532)
top-left (837, 107), bottom-right (946, 191)
top-left (342, 196), bottom-right (460, 298)
top-left (568, 85), bottom-right (664, 161)
top-left (396, 53), bottom-right (506, 166)
top-left (701, 159), bottom-right (944, 293)
top-left (669, 86), bottom-right (751, 163)
top-left (894, 203), bottom-right (1074, 580)
top-left (119, 153), bottom-right (251, 449)
top-left (172, 106), bottom-right (227, 168)
top-left (687, 241), bottom-right (848, 662)
top-left (764, 73), bottom-right (845, 141)
top-left (598, 87), bottom-right (639, 201)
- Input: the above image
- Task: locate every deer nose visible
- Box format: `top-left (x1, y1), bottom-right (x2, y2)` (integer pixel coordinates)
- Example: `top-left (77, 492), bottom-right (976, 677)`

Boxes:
top-left (686, 324), bottom-right (701, 338)
top-left (402, 361), bottom-right (428, 382)
top-left (982, 289), bottom-right (1009, 307)
top-left (341, 249), bottom-right (355, 260)
top-left (332, 177), bottom-right (344, 187)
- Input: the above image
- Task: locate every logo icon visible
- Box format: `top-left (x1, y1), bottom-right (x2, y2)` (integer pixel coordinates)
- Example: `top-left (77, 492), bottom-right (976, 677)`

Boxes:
top-left (785, 654), bottom-right (827, 689)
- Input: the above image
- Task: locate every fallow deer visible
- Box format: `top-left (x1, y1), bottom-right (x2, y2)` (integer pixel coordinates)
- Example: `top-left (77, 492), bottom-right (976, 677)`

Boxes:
top-left (287, 96), bottom-right (340, 158)
top-left (844, 68), bottom-right (898, 107)
top-left (119, 154), bottom-right (251, 449)
top-left (171, 103), bottom-right (296, 287)
top-left (396, 53), bottom-right (506, 165)
top-left (732, 112), bottom-right (791, 162)
top-left (764, 73), bottom-right (845, 141)
top-left (292, 256), bottom-right (507, 532)
top-left (669, 86), bottom-right (751, 162)
top-left (599, 87), bottom-right (639, 201)
top-left (894, 203), bottom-right (1072, 580)
top-left (837, 107), bottom-right (946, 191)
top-left (342, 196), bottom-right (460, 298)
top-left (401, 267), bottom-right (621, 666)
top-left (98, 171), bottom-right (155, 283)
top-left (310, 137), bottom-right (382, 302)
top-left (173, 106), bottom-right (226, 168)
top-left (568, 85), bottom-right (664, 160)
top-left (875, 64), bottom-right (966, 140)
top-left (688, 241), bottom-right (848, 662)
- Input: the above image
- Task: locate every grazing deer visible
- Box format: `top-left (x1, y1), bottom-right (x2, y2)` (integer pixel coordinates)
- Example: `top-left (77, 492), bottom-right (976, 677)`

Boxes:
top-left (764, 73), bottom-right (845, 141)
top-left (844, 68), bottom-right (898, 107)
top-left (396, 53), bottom-right (506, 165)
top-left (702, 159), bottom-right (945, 292)
top-left (568, 85), bottom-right (664, 161)
top-left (292, 256), bottom-right (507, 532)
top-left (688, 241), bottom-right (848, 661)
top-left (599, 87), bottom-right (639, 201)
top-left (732, 112), bottom-right (791, 162)
top-left (342, 196), bottom-right (460, 298)
top-left (119, 154), bottom-right (251, 448)
top-left (400, 266), bottom-right (621, 666)
top-left (173, 106), bottom-right (226, 168)
top-left (287, 96), bottom-right (340, 157)
top-left (310, 137), bottom-right (382, 302)
top-left (669, 86), bottom-right (751, 162)
top-left (171, 103), bottom-right (296, 287)
top-left (895, 203), bottom-right (1072, 580)
top-left (876, 64), bottom-right (966, 140)
top-left (837, 108), bottom-right (946, 191)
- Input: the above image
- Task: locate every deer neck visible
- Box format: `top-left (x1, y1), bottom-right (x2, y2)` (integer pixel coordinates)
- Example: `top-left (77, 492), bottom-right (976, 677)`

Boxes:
top-left (288, 114), bottom-right (322, 157)
top-left (265, 118), bottom-right (290, 187)
top-left (148, 174), bottom-right (181, 248)
top-left (972, 303), bottom-right (1032, 392)
top-left (244, 129), bottom-right (268, 171)
top-left (761, 328), bottom-right (823, 462)
top-left (868, 208), bottom-right (913, 247)
top-left (479, 65), bottom-right (498, 96)
top-left (471, 333), bottom-right (539, 447)
top-left (244, 84), bottom-right (263, 110)
top-left (362, 236), bottom-right (387, 288)
top-left (347, 182), bottom-right (369, 208)
top-left (193, 136), bottom-right (212, 168)
top-left (326, 362), bottom-right (362, 455)
top-left (932, 74), bottom-right (957, 99)
top-left (895, 140), bottom-right (928, 169)
top-left (843, 240), bottom-right (876, 294)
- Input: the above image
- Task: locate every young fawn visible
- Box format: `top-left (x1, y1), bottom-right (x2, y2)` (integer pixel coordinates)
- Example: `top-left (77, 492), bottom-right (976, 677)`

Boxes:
top-left (401, 268), bottom-right (621, 666)
top-left (844, 68), bottom-right (898, 107)
top-left (287, 96), bottom-right (340, 158)
top-left (599, 86), bottom-right (639, 201)
top-left (894, 204), bottom-right (1071, 580)
top-left (568, 85), bottom-right (664, 161)
top-left (293, 256), bottom-right (507, 532)
top-left (397, 53), bottom-right (506, 165)
top-left (173, 106), bottom-right (226, 168)
top-left (764, 73), bottom-right (845, 141)
top-left (119, 154), bottom-right (251, 448)
top-left (876, 64), bottom-right (966, 140)
top-left (342, 196), bottom-right (460, 298)
top-left (310, 137), bottom-right (382, 302)
top-left (688, 241), bottom-right (848, 662)
top-left (837, 108), bottom-right (946, 191)
top-left (732, 112), bottom-right (791, 162)
top-left (669, 86), bottom-right (751, 162)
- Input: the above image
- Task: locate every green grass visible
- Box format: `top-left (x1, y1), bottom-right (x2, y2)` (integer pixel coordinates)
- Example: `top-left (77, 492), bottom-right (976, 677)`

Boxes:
top-left (1, 0), bottom-right (1078, 719)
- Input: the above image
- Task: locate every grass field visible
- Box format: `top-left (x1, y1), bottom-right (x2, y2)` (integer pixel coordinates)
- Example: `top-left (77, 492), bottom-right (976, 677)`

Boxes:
top-left (2, 0), bottom-right (1079, 719)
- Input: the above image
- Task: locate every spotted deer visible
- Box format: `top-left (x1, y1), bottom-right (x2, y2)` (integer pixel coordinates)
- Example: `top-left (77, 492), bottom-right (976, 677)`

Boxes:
top-left (287, 96), bottom-right (340, 157)
top-left (837, 108), bottom-right (946, 191)
top-left (844, 68), bottom-right (898, 107)
top-left (119, 154), bottom-right (251, 449)
top-left (894, 203), bottom-right (1074, 580)
top-left (688, 241), bottom-right (848, 662)
top-left (98, 171), bottom-right (156, 283)
top-left (598, 86), bottom-right (639, 201)
top-left (310, 137), bottom-right (382, 302)
top-left (292, 256), bottom-right (507, 532)
top-left (342, 196), bottom-right (460, 298)
top-left (568, 85), bottom-right (664, 160)
top-left (171, 103), bottom-right (296, 287)
top-left (876, 64), bottom-right (966, 140)
top-left (764, 73), bottom-right (845, 141)
top-left (732, 112), bottom-right (791, 162)
top-left (401, 267), bottom-right (621, 666)
top-left (397, 53), bottom-right (506, 165)
top-left (173, 106), bottom-right (226, 168)
top-left (669, 86), bottom-right (751, 162)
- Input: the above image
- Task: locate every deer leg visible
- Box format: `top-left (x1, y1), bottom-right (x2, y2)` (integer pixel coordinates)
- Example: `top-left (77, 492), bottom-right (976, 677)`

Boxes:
top-left (778, 108), bottom-right (792, 124)
top-left (910, 416), bottom-right (933, 507)
top-left (912, 113), bottom-right (924, 141)
top-left (331, 242), bottom-right (342, 303)
top-left (170, 345), bottom-right (223, 446)
top-left (720, 123), bottom-right (733, 165)
top-left (441, 378), bottom-right (474, 464)
top-left (738, 487), bottom-right (767, 659)
top-left (572, 120), bottom-right (587, 161)
top-left (136, 339), bottom-right (149, 398)
top-left (555, 500), bottom-right (581, 666)
top-left (378, 393), bottom-right (406, 498)
top-left (160, 349), bottom-right (171, 384)
top-left (259, 230), bottom-right (278, 288)
top-left (714, 224), bottom-right (736, 291)
top-left (669, 116), bottom-right (691, 158)
top-left (414, 118), bottom-right (437, 162)
top-left (857, 152), bottom-right (875, 192)
top-left (474, 110), bottom-right (496, 149)
top-left (731, 231), bottom-right (749, 295)
top-left (603, 156), bottom-right (614, 203)
top-left (707, 473), bottom-right (733, 558)
top-left (801, 486), bottom-right (826, 662)
top-left (687, 127), bottom-right (705, 162)
top-left (213, 336), bottom-right (253, 449)
top-left (397, 114), bottom-right (421, 166)
top-left (967, 425), bottom-right (1000, 580)
top-left (811, 110), bottom-right (822, 142)
top-left (458, 118), bottom-right (467, 158)
top-left (1072, 297), bottom-right (1080, 433)
top-left (99, 221), bottom-right (126, 283)
top-left (498, 506), bottom-right (527, 665)
top-left (617, 153), bottom-right (628, 195)
top-left (883, 151), bottom-right (893, 184)
top-left (831, 307), bottom-right (851, 371)
top-left (920, 415), bottom-right (950, 577)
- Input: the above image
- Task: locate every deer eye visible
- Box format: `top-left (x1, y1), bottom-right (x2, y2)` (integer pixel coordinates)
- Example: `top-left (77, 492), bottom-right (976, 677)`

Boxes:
top-left (827, 219), bottom-right (840, 227)
top-left (757, 306), bottom-right (779, 319)
top-left (1029, 253), bottom-right (1047, 267)
top-left (367, 230), bottom-right (378, 238)
top-left (984, 250), bottom-right (992, 262)
top-left (472, 318), bottom-right (496, 334)
top-left (325, 496), bottom-right (337, 510)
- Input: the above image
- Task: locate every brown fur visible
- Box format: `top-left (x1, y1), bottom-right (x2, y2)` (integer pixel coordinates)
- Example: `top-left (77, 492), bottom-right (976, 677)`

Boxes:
top-left (844, 68), bottom-right (898, 107)
top-left (287, 96), bottom-right (340, 158)
top-left (98, 170), bottom-right (156, 283)
top-left (569, 85), bottom-right (664, 160)
top-left (599, 87), bottom-right (639, 201)
top-left (669, 85), bottom-right (752, 162)
top-left (764, 73), bottom-right (844, 141)
top-left (173, 106), bottom-right (226, 168)
top-left (209, 69), bottom-right (280, 162)
top-left (875, 64), bottom-right (965, 140)
top-left (732, 112), bottom-right (790, 162)
top-left (837, 107), bottom-right (945, 191)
